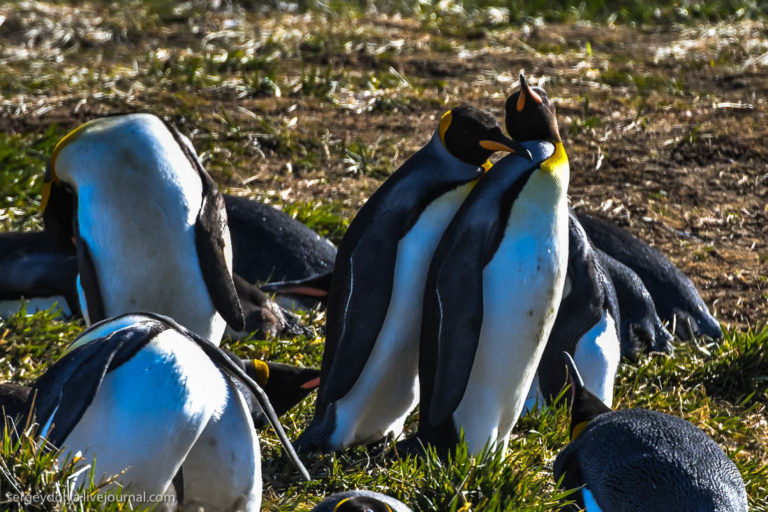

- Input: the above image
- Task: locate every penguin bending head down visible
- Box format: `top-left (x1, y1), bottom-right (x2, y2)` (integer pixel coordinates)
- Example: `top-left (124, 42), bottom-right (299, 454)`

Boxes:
top-left (297, 106), bottom-right (530, 452)
top-left (413, 75), bottom-right (570, 455)
top-left (26, 313), bottom-right (309, 511)
top-left (41, 113), bottom-right (244, 344)
top-left (576, 213), bottom-right (722, 342)
top-left (555, 353), bottom-right (748, 511)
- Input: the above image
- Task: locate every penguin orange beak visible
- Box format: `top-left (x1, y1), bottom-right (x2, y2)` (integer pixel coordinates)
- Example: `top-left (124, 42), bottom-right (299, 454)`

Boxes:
top-left (516, 74), bottom-right (543, 112)
top-left (479, 133), bottom-right (532, 160)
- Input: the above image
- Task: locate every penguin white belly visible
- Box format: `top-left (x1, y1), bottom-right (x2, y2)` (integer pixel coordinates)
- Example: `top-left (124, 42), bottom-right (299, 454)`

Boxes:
top-left (330, 183), bottom-right (475, 448)
top-left (453, 172), bottom-right (568, 454)
top-left (182, 379), bottom-right (261, 511)
top-left (573, 312), bottom-right (620, 407)
top-left (62, 328), bottom-right (227, 494)
top-left (0, 297), bottom-right (71, 318)
top-left (77, 177), bottom-right (225, 343)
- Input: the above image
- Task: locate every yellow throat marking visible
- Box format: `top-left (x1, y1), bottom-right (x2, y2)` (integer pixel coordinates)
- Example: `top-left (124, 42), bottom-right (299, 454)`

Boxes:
top-left (571, 420), bottom-right (590, 441)
top-left (41, 120), bottom-right (95, 212)
top-left (438, 110), bottom-right (452, 146)
top-left (251, 359), bottom-right (270, 388)
top-left (540, 141), bottom-right (568, 175)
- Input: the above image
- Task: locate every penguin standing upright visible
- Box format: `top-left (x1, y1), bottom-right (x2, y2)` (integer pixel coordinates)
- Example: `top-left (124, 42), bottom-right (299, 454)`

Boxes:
top-left (41, 113), bottom-right (244, 343)
top-left (414, 76), bottom-right (570, 454)
top-left (555, 353), bottom-right (748, 511)
top-left (577, 213), bottom-right (722, 341)
top-left (297, 107), bottom-right (530, 451)
top-left (525, 213), bottom-right (621, 413)
top-left (28, 313), bottom-right (309, 510)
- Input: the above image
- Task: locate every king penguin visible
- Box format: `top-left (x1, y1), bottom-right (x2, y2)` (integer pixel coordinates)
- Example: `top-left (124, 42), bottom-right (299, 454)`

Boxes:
top-left (554, 353), bottom-right (748, 511)
top-left (524, 212), bottom-right (621, 413)
top-left (577, 213), bottom-right (722, 341)
top-left (311, 490), bottom-right (413, 512)
top-left (296, 106), bottom-right (530, 451)
top-left (27, 312), bottom-right (309, 510)
top-left (40, 113), bottom-right (244, 343)
top-left (414, 75), bottom-right (570, 455)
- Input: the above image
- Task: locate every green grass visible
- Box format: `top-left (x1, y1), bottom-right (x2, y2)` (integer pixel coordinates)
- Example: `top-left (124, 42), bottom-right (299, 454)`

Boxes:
top-left (1, 0), bottom-right (767, 509)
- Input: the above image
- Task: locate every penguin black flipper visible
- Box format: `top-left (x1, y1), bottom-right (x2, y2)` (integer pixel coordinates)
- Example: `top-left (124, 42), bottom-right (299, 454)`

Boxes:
top-left (422, 144), bottom-right (554, 428)
top-left (28, 317), bottom-right (162, 447)
top-left (317, 220), bottom-right (399, 404)
top-left (75, 236), bottom-right (105, 324)
top-left (162, 121), bottom-right (245, 332)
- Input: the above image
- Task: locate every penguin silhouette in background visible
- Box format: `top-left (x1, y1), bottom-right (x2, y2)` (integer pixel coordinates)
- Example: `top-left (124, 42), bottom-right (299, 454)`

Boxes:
top-left (577, 213), bottom-right (722, 341)
top-left (555, 352), bottom-right (747, 511)
top-left (297, 106), bottom-right (530, 451)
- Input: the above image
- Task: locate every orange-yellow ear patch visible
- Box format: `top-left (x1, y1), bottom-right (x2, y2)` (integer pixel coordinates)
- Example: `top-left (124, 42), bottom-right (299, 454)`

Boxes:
top-left (438, 110), bottom-right (453, 145)
top-left (251, 359), bottom-right (270, 388)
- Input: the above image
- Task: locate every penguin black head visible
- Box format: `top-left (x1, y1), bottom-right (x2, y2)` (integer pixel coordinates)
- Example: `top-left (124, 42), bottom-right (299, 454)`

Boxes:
top-left (246, 360), bottom-right (320, 417)
top-left (438, 105), bottom-right (531, 167)
top-left (41, 160), bottom-right (77, 246)
top-left (505, 74), bottom-right (561, 143)
top-left (333, 496), bottom-right (392, 512)
top-left (562, 352), bottom-right (611, 441)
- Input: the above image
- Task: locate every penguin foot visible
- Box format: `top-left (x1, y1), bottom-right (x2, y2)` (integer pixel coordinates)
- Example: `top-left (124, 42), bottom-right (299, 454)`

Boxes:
top-left (295, 407), bottom-right (338, 453)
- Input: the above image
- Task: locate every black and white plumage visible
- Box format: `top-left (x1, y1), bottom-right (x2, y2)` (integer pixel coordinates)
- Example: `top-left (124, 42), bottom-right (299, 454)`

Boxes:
top-left (26, 312), bottom-right (309, 510)
top-left (577, 213), bottom-right (722, 341)
top-left (41, 113), bottom-right (244, 343)
top-left (555, 353), bottom-right (747, 512)
top-left (525, 213), bottom-right (621, 413)
top-left (297, 107), bottom-right (528, 452)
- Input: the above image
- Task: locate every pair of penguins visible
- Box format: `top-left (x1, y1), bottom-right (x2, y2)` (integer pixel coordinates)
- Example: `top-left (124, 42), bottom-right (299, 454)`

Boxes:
top-left (298, 75), bottom-right (603, 454)
top-left (1, 113), bottom-right (333, 510)
top-left (290, 76), bottom-right (745, 510)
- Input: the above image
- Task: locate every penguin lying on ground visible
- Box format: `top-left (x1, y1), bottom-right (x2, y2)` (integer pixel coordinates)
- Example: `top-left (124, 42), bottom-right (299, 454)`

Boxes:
top-left (25, 313), bottom-right (309, 510)
top-left (311, 490), bottom-right (412, 511)
top-left (41, 113), bottom-right (244, 343)
top-left (525, 213), bottom-right (621, 413)
top-left (577, 213), bottom-right (722, 341)
top-left (555, 352), bottom-right (747, 511)
top-left (592, 246), bottom-right (674, 358)
top-left (0, 231), bottom-right (78, 318)
top-left (225, 194), bottom-right (337, 287)
top-left (296, 106), bottom-right (530, 452)
top-left (0, 358), bottom-right (319, 431)
top-left (414, 76), bottom-right (569, 455)
top-left (0, 231), bottom-right (310, 339)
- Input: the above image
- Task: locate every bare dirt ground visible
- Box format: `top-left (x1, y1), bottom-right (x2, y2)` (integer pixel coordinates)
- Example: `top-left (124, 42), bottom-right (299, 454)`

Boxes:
top-left (1, 3), bottom-right (766, 331)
